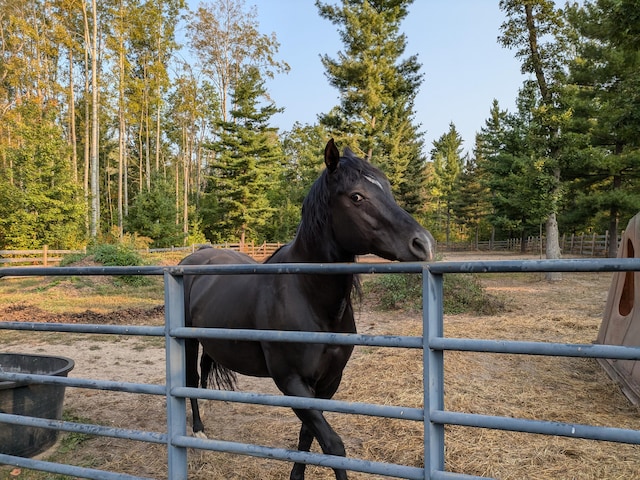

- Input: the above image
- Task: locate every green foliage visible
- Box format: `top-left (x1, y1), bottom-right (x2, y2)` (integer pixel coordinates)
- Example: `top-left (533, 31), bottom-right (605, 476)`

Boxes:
top-left (476, 90), bottom-right (552, 241)
top-left (0, 101), bottom-right (86, 249)
top-left (90, 243), bottom-right (143, 267)
top-left (427, 123), bottom-right (467, 242)
top-left (88, 243), bottom-right (151, 286)
top-left (125, 176), bottom-right (183, 248)
top-left (368, 273), bottom-right (423, 311)
top-left (201, 66), bottom-right (283, 243)
top-left (559, 0), bottom-right (640, 246)
top-left (366, 273), bottom-right (505, 315)
top-left (266, 123), bottom-right (329, 241)
top-left (316, 0), bottom-right (427, 210)
top-left (1, 0), bottom-right (639, 256)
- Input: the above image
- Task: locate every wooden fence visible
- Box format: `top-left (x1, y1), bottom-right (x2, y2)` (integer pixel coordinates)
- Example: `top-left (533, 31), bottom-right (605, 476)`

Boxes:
top-left (0, 241), bottom-right (284, 267)
top-left (0, 246), bottom-right (86, 266)
top-left (0, 233), bottom-right (619, 266)
top-left (441, 232), bottom-right (620, 257)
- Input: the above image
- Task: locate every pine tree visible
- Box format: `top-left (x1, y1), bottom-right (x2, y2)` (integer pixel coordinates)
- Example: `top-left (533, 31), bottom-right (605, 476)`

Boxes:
top-left (316, 0), bottom-right (426, 209)
top-left (125, 174), bottom-right (183, 248)
top-left (563, 0), bottom-right (640, 255)
top-left (428, 123), bottom-right (466, 244)
top-left (202, 66), bottom-right (282, 243)
top-left (454, 140), bottom-right (493, 247)
top-left (477, 90), bottom-right (550, 247)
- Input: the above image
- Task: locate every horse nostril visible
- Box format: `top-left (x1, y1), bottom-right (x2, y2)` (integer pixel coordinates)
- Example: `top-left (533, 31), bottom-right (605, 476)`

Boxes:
top-left (411, 233), bottom-right (434, 261)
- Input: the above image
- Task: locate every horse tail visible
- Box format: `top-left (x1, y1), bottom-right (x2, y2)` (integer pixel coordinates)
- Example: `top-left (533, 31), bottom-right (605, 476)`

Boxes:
top-left (200, 351), bottom-right (237, 391)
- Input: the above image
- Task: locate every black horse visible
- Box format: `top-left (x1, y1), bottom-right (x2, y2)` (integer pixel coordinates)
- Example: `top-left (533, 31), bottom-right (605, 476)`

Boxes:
top-left (179, 139), bottom-right (435, 479)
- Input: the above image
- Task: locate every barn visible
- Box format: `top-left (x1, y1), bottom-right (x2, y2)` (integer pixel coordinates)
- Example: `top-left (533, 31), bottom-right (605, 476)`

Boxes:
top-left (596, 212), bottom-right (640, 405)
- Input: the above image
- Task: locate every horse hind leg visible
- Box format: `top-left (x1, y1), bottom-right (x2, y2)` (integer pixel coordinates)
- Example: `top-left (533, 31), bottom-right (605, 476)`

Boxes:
top-left (200, 351), bottom-right (213, 389)
top-left (185, 338), bottom-right (206, 437)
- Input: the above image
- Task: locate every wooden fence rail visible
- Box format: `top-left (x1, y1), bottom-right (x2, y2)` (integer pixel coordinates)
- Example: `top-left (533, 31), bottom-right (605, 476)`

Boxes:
top-left (0, 233), bottom-right (618, 267)
top-left (440, 232), bottom-right (620, 257)
top-left (0, 241), bottom-right (284, 267)
top-left (0, 247), bottom-right (86, 266)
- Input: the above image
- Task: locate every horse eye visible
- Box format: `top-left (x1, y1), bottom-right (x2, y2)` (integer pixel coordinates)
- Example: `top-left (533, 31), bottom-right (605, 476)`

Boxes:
top-left (350, 193), bottom-right (364, 203)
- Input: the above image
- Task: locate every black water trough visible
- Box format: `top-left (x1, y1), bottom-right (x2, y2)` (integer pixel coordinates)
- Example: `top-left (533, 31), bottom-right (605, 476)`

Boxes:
top-left (0, 353), bottom-right (75, 457)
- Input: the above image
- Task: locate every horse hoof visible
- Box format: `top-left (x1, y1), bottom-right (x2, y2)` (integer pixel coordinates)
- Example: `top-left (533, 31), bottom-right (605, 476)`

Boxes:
top-left (194, 431), bottom-right (208, 439)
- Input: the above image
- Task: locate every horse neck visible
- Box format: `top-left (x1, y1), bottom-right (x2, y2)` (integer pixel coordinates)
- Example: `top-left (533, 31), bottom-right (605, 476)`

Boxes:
top-left (288, 218), bottom-right (354, 263)
top-left (272, 226), bottom-right (356, 322)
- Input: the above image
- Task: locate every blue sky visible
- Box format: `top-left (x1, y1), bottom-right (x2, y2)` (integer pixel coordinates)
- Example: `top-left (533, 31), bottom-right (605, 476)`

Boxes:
top-left (206, 1), bottom-right (529, 156)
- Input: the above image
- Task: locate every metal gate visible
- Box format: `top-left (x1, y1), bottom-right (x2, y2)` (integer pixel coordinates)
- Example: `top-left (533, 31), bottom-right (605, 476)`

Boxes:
top-left (1, 258), bottom-right (640, 479)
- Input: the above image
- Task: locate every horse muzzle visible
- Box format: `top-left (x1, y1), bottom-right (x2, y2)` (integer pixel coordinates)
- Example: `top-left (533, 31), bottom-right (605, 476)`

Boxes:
top-left (408, 230), bottom-right (436, 262)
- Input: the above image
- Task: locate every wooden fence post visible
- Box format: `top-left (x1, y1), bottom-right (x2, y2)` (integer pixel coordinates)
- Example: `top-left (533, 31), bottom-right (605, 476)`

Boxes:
top-left (570, 234), bottom-right (575, 255)
top-left (43, 245), bottom-right (48, 267)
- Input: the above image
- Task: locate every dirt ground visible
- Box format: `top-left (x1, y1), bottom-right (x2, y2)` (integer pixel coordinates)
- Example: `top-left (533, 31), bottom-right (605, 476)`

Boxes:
top-left (1, 251), bottom-right (639, 479)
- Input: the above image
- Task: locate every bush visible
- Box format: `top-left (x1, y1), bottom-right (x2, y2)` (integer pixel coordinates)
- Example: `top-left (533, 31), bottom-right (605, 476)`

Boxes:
top-left (366, 273), bottom-right (505, 315)
top-left (89, 243), bottom-right (151, 286)
top-left (91, 243), bottom-right (143, 266)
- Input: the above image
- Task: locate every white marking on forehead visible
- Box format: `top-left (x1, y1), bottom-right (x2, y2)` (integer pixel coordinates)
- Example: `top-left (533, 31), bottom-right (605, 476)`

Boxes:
top-left (363, 174), bottom-right (384, 191)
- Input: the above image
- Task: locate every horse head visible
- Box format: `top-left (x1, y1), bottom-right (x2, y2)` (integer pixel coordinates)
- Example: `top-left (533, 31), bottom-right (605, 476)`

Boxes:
top-left (323, 139), bottom-right (435, 262)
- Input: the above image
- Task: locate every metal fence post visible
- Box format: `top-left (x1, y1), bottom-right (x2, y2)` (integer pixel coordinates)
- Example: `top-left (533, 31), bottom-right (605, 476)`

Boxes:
top-left (164, 271), bottom-right (188, 480)
top-left (423, 266), bottom-right (445, 478)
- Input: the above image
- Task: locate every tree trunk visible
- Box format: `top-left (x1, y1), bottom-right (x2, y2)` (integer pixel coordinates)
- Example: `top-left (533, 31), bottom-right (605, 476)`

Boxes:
top-left (83, 0), bottom-right (99, 239)
top-left (523, 4), bottom-right (562, 279)
top-left (90, 0), bottom-right (99, 239)
top-left (68, 50), bottom-right (78, 183)
top-left (183, 128), bottom-right (190, 245)
top-left (545, 212), bottom-right (562, 281)
top-left (608, 150), bottom-right (623, 258)
top-left (117, 34), bottom-right (125, 239)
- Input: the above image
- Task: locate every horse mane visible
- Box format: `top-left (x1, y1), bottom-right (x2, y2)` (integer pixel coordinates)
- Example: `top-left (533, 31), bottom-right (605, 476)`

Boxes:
top-left (296, 168), bottom-right (332, 248)
top-left (296, 150), bottom-right (381, 249)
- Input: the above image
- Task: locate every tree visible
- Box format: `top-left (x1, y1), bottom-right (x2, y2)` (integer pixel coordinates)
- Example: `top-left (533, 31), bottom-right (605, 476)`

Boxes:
top-left (428, 123), bottom-right (466, 244)
top-left (201, 66), bottom-right (282, 243)
top-left (316, 0), bottom-right (426, 209)
top-left (454, 142), bottom-right (493, 248)
top-left (83, 0), bottom-right (100, 239)
top-left (499, 0), bottom-right (572, 279)
top-left (272, 123), bottom-right (329, 241)
top-left (0, 101), bottom-right (85, 249)
top-left (477, 91), bottom-right (551, 249)
top-left (188, 0), bottom-right (289, 124)
top-left (125, 174), bottom-right (183, 247)
top-left (563, 0), bottom-right (640, 256)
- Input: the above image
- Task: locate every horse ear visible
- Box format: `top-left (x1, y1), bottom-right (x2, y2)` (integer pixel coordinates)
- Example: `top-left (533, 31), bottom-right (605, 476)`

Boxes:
top-left (324, 138), bottom-right (340, 172)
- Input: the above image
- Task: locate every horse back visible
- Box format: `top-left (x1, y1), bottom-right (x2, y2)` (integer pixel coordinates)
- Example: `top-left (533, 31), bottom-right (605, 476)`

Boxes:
top-left (179, 247), bottom-right (257, 328)
top-left (179, 246), bottom-right (257, 267)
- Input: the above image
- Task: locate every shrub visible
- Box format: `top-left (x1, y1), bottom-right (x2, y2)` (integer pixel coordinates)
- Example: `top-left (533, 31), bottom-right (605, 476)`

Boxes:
top-left (367, 273), bottom-right (505, 315)
top-left (91, 243), bottom-right (143, 266)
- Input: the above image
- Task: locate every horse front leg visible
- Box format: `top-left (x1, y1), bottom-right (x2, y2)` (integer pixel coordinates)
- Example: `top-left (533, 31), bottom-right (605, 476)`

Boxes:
top-left (292, 406), bottom-right (347, 480)
top-left (290, 423), bottom-right (314, 480)
top-left (278, 376), bottom-right (347, 480)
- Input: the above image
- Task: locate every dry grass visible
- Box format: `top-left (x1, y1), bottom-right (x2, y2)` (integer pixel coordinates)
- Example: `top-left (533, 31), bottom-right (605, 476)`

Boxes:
top-left (2, 254), bottom-right (640, 479)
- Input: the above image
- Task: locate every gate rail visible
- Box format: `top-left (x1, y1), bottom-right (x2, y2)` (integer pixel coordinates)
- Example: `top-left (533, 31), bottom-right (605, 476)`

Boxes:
top-left (1, 259), bottom-right (640, 479)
